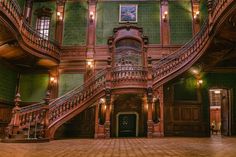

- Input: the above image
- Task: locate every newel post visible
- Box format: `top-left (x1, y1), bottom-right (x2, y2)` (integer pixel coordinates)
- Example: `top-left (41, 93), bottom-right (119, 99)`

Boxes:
top-left (44, 90), bottom-right (51, 138)
top-left (7, 92), bottom-right (21, 138)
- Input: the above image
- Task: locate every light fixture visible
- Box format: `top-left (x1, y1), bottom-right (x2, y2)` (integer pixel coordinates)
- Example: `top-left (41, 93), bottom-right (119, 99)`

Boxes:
top-left (50, 76), bottom-right (56, 84)
top-left (100, 98), bottom-right (105, 104)
top-left (214, 90), bottom-right (221, 94)
top-left (197, 79), bottom-right (203, 85)
top-left (194, 11), bottom-right (200, 23)
top-left (57, 11), bottom-right (63, 21)
top-left (162, 11), bottom-right (168, 22)
top-left (87, 60), bottom-right (94, 69)
top-left (89, 11), bottom-right (95, 23)
top-left (57, 12), bottom-right (61, 16)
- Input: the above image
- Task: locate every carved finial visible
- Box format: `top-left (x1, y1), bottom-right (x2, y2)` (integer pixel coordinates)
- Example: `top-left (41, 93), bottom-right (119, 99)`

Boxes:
top-left (14, 92), bottom-right (21, 107)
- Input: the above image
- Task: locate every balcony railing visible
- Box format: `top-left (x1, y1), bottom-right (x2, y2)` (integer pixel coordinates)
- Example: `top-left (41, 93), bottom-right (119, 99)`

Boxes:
top-left (0, 0), bottom-right (60, 61)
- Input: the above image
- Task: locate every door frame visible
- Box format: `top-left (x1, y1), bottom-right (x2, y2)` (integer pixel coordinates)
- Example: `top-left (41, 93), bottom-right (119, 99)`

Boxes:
top-left (208, 88), bottom-right (233, 136)
top-left (116, 112), bottom-right (139, 137)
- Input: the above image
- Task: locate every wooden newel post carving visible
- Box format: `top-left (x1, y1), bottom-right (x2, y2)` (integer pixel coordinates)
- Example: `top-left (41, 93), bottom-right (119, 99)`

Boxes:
top-left (147, 87), bottom-right (154, 138)
top-left (44, 90), bottom-right (51, 138)
top-left (6, 92), bottom-right (22, 138)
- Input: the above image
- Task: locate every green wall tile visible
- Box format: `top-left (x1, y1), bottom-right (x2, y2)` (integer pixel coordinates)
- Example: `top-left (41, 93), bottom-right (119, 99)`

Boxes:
top-left (0, 62), bottom-right (17, 101)
top-left (96, 1), bottom-right (160, 45)
top-left (17, 0), bottom-right (25, 11)
top-left (200, 0), bottom-right (208, 25)
top-left (19, 73), bottom-right (49, 102)
top-left (59, 73), bottom-right (84, 96)
top-left (63, 2), bottom-right (87, 46)
top-left (169, 1), bottom-right (193, 44)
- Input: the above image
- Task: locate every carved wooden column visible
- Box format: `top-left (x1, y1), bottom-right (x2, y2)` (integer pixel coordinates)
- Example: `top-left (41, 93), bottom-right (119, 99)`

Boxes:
top-left (161, 0), bottom-right (170, 46)
top-left (104, 89), bottom-right (111, 138)
top-left (86, 0), bottom-right (97, 80)
top-left (192, 0), bottom-right (200, 35)
top-left (147, 87), bottom-right (154, 138)
top-left (55, 0), bottom-right (65, 45)
top-left (87, 0), bottom-right (96, 57)
top-left (147, 56), bottom-right (153, 138)
top-left (24, 0), bottom-right (33, 23)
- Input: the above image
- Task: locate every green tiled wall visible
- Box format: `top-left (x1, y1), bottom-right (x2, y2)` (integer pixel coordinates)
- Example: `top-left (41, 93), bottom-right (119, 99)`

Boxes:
top-left (0, 62), bottom-right (17, 101)
top-left (63, 2), bottom-right (87, 46)
top-left (173, 76), bottom-right (198, 101)
top-left (169, 1), bottom-right (193, 44)
top-left (96, 1), bottom-right (160, 45)
top-left (59, 74), bottom-right (84, 96)
top-left (18, 0), bottom-right (25, 11)
top-left (19, 74), bottom-right (49, 102)
top-left (200, 0), bottom-right (208, 25)
top-left (31, 1), bottom-right (56, 40)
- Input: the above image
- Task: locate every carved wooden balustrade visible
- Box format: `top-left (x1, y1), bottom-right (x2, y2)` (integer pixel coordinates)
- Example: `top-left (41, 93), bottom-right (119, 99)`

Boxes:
top-left (48, 69), bottom-right (107, 128)
top-left (153, 0), bottom-right (236, 88)
top-left (0, 0), bottom-right (60, 61)
top-left (18, 102), bottom-right (48, 137)
top-left (112, 66), bottom-right (147, 88)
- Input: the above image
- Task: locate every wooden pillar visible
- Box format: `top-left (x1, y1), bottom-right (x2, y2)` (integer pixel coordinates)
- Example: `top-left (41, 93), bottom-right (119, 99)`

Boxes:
top-left (192, 0), bottom-right (200, 35)
top-left (160, 0), bottom-right (170, 46)
top-left (24, 0), bottom-right (33, 23)
top-left (87, 0), bottom-right (96, 58)
top-left (55, 1), bottom-right (65, 45)
top-left (94, 102), bottom-right (99, 138)
top-left (85, 0), bottom-right (97, 80)
top-left (104, 88), bottom-right (111, 138)
top-left (157, 86), bottom-right (164, 136)
top-left (147, 90), bottom-right (154, 138)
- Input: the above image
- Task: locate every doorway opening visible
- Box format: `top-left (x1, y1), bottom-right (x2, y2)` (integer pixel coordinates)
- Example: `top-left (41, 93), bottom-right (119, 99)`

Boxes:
top-left (117, 112), bottom-right (139, 137)
top-left (209, 89), bottom-right (232, 136)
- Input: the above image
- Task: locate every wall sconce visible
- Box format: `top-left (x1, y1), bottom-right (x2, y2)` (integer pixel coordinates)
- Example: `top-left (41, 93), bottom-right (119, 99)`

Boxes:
top-left (193, 11), bottom-right (200, 23)
top-left (57, 11), bottom-right (63, 21)
top-left (197, 79), bottom-right (203, 86)
top-left (100, 98), bottom-right (105, 104)
top-left (162, 11), bottom-right (168, 22)
top-left (87, 60), bottom-right (93, 69)
top-left (50, 76), bottom-right (56, 84)
top-left (89, 11), bottom-right (95, 23)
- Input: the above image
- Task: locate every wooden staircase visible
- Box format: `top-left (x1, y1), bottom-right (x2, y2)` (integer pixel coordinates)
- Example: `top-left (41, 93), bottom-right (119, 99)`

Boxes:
top-left (2, 0), bottom-right (236, 141)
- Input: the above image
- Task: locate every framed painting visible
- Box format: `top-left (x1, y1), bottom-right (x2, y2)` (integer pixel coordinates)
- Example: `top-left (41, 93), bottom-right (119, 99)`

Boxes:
top-left (119, 4), bottom-right (138, 23)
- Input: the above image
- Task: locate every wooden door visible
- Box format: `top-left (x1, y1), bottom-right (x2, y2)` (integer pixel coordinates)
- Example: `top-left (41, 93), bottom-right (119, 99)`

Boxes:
top-left (118, 114), bottom-right (136, 137)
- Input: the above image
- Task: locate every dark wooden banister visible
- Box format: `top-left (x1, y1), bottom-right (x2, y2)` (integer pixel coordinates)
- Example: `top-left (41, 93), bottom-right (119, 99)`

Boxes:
top-left (48, 69), bottom-right (107, 127)
top-left (0, 0), bottom-right (60, 61)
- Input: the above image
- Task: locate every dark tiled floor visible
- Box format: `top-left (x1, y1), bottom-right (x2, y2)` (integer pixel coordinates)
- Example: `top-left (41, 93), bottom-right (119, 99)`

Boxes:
top-left (1, 136), bottom-right (236, 157)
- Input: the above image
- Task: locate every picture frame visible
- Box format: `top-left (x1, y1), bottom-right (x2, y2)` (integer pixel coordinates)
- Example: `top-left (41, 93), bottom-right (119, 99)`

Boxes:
top-left (119, 4), bottom-right (138, 23)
